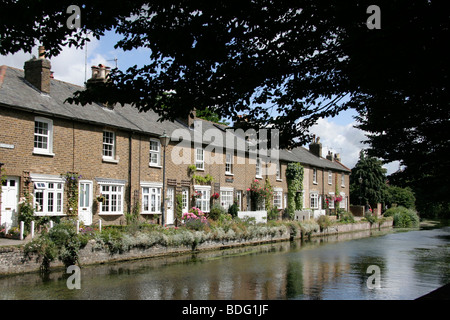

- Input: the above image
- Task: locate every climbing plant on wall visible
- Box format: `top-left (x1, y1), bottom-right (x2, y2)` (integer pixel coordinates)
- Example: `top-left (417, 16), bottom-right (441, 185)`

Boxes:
top-left (61, 172), bottom-right (82, 217)
top-left (286, 162), bottom-right (304, 219)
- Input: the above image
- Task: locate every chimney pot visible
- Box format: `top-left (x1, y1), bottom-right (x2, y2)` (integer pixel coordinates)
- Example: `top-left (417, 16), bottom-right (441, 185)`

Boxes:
top-left (38, 46), bottom-right (46, 59)
top-left (326, 150), bottom-right (333, 161)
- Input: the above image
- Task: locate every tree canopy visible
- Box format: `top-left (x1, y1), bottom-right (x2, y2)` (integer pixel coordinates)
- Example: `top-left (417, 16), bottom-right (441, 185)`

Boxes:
top-left (1, 1), bottom-right (449, 215)
top-left (350, 150), bottom-right (387, 208)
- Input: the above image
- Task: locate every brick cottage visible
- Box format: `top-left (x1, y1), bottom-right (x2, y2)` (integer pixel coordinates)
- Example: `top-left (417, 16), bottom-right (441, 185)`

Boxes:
top-left (0, 47), bottom-right (350, 229)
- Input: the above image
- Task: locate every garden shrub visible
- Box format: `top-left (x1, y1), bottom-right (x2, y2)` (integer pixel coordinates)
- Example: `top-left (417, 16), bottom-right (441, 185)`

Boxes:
top-left (339, 210), bottom-right (355, 223)
top-left (209, 203), bottom-right (227, 221)
top-left (299, 220), bottom-right (320, 237)
top-left (228, 203), bottom-right (239, 218)
top-left (267, 206), bottom-right (279, 221)
top-left (384, 206), bottom-right (419, 228)
top-left (364, 211), bottom-right (378, 225)
top-left (24, 219), bottom-right (87, 272)
top-left (317, 215), bottom-right (332, 231)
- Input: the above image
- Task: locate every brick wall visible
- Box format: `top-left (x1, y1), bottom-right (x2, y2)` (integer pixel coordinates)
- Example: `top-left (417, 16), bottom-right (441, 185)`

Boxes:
top-left (0, 105), bottom-right (351, 226)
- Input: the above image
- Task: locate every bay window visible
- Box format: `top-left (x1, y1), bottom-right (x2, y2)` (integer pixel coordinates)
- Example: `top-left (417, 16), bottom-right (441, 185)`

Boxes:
top-left (99, 183), bottom-right (124, 215)
top-left (195, 186), bottom-right (210, 212)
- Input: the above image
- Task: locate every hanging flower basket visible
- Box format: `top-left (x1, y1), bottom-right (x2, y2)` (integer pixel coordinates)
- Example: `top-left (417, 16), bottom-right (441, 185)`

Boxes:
top-left (211, 192), bottom-right (219, 200)
top-left (191, 190), bottom-right (202, 201)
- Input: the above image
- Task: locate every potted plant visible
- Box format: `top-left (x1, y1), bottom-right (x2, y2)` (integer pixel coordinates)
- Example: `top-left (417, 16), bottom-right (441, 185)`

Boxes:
top-left (96, 194), bottom-right (106, 203)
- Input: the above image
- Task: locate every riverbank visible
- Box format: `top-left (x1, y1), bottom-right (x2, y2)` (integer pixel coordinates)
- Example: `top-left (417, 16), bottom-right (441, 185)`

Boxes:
top-left (0, 218), bottom-right (393, 276)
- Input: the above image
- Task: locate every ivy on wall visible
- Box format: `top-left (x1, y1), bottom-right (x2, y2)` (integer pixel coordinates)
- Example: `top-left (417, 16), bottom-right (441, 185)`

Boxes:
top-left (286, 162), bottom-right (304, 219)
top-left (61, 172), bottom-right (82, 217)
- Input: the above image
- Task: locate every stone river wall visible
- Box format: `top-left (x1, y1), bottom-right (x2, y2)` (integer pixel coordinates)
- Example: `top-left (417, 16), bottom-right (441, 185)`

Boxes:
top-left (0, 219), bottom-right (393, 276)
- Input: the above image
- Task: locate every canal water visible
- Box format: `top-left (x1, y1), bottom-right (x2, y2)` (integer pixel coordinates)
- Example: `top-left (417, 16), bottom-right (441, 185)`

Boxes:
top-left (0, 225), bottom-right (449, 300)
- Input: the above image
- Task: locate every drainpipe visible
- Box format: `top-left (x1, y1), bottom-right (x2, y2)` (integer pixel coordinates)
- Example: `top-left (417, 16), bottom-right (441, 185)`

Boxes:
top-left (128, 133), bottom-right (132, 214)
top-left (0, 162), bottom-right (4, 226)
top-left (322, 167), bottom-right (325, 215)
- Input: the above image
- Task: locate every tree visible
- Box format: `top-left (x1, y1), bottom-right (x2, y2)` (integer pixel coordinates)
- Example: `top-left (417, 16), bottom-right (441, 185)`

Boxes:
top-left (384, 185), bottom-right (416, 210)
top-left (350, 150), bottom-right (387, 208)
top-left (195, 108), bottom-right (230, 126)
top-left (1, 1), bottom-right (448, 196)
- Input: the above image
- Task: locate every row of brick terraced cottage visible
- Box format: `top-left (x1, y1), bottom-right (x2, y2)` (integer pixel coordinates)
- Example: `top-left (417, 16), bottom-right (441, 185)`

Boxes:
top-left (0, 47), bottom-right (350, 229)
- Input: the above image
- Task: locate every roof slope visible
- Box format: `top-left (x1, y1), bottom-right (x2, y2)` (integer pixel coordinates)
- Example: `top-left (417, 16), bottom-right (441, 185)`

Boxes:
top-left (0, 65), bottom-right (350, 172)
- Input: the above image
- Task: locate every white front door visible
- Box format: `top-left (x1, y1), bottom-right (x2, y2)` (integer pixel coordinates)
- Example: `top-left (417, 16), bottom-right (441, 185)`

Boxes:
top-left (236, 190), bottom-right (242, 210)
top-left (1, 176), bottom-right (19, 230)
top-left (182, 187), bottom-right (189, 213)
top-left (166, 187), bottom-right (174, 225)
top-left (78, 181), bottom-right (93, 225)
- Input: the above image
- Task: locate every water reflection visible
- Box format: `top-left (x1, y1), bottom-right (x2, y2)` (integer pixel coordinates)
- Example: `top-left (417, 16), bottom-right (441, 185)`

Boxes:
top-left (0, 227), bottom-right (449, 300)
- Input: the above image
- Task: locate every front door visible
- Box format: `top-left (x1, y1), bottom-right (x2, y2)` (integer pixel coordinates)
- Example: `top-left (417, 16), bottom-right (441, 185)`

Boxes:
top-left (1, 176), bottom-right (19, 231)
top-left (78, 181), bottom-right (93, 225)
top-left (166, 187), bottom-right (174, 225)
top-left (236, 190), bottom-right (242, 210)
top-left (181, 187), bottom-right (189, 213)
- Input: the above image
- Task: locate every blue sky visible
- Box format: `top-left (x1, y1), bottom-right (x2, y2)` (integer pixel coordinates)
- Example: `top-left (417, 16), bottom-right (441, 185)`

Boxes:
top-left (0, 30), bottom-right (400, 174)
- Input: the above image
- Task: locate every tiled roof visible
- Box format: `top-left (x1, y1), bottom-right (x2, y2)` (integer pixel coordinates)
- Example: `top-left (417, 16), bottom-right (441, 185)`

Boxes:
top-left (0, 65), bottom-right (350, 172)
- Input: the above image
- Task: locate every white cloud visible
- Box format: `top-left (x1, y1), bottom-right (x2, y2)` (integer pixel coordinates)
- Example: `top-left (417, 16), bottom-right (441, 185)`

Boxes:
top-left (308, 117), bottom-right (400, 175)
top-left (0, 36), bottom-right (107, 87)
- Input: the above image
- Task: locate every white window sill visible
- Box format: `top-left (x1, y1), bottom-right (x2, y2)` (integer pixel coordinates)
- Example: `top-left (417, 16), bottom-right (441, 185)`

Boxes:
top-left (255, 175), bottom-right (263, 179)
top-left (276, 179), bottom-right (283, 182)
top-left (225, 173), bottom-right (234, 176)
top-left (196, 167), bottom-right (205, 171)
top-left (33, 150), bottom-right (55, 157)
top-left (98, 212), bottom-right (124, 215)
top-left (313, 182), bottom-right (318, 185)
top-left (102, 157), bottom-right (119, 164)
top-left (149, 164), bottom-right (162, 168)
top-left (141, 212), bottom-right (161, 215)
top-left (34, 213), bottom-right (66, 216)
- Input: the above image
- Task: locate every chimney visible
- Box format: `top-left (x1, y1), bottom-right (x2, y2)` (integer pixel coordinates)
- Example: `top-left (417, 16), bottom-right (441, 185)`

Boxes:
top-left (177, 109), bottom-right (196, 128)
top-left (87, 64), bottom-right (111, 84)
top-left (326, 150), bottom-right (334, 161)
top-left (334, 153), bottom-right (341, 162)
top-left (24, 46), bottom-right (51, 93)
top-left (309, 136), bottom-right (322, 158)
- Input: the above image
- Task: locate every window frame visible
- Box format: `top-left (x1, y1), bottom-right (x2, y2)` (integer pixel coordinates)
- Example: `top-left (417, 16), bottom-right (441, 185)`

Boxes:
top-left (142, 187), bottom-right (161, 214)
top-left (273, 189), bottom-right (282, 209)
top-left (33, 117), bottom-right (54, 156)
top-left (149, 138), bottom-right (161, 167)
top-left (328, 192), bottom-right (335, 209)
top-left (310, 192), bottom-right (319, 209)
top-left (255, 157), bottom-right (262, 179)
top-left (276, 162), bottom-right (282, 181)
top-left (220, 188), bottom-right (234, 210)
top-left (98, 182), bottom-right (124, 215)
top-left (102, 130), bottom-right (116, 161)
top-left (33, 179), bottom-right (64, 216)
top-left (313, 168), bottom-right (318, 184)
top-left (195, 148), bottom-right (205, 170)
top-left (194, 185), bottom-right (211, 213)
top-left (328, 170), bottom-right (333, 185)
top-left (225, 152), bottom-right (233, 175)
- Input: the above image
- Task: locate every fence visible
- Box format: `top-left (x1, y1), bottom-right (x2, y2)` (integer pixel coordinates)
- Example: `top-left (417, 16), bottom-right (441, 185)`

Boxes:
top-left (237, 210), bottom-right (267, 224)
